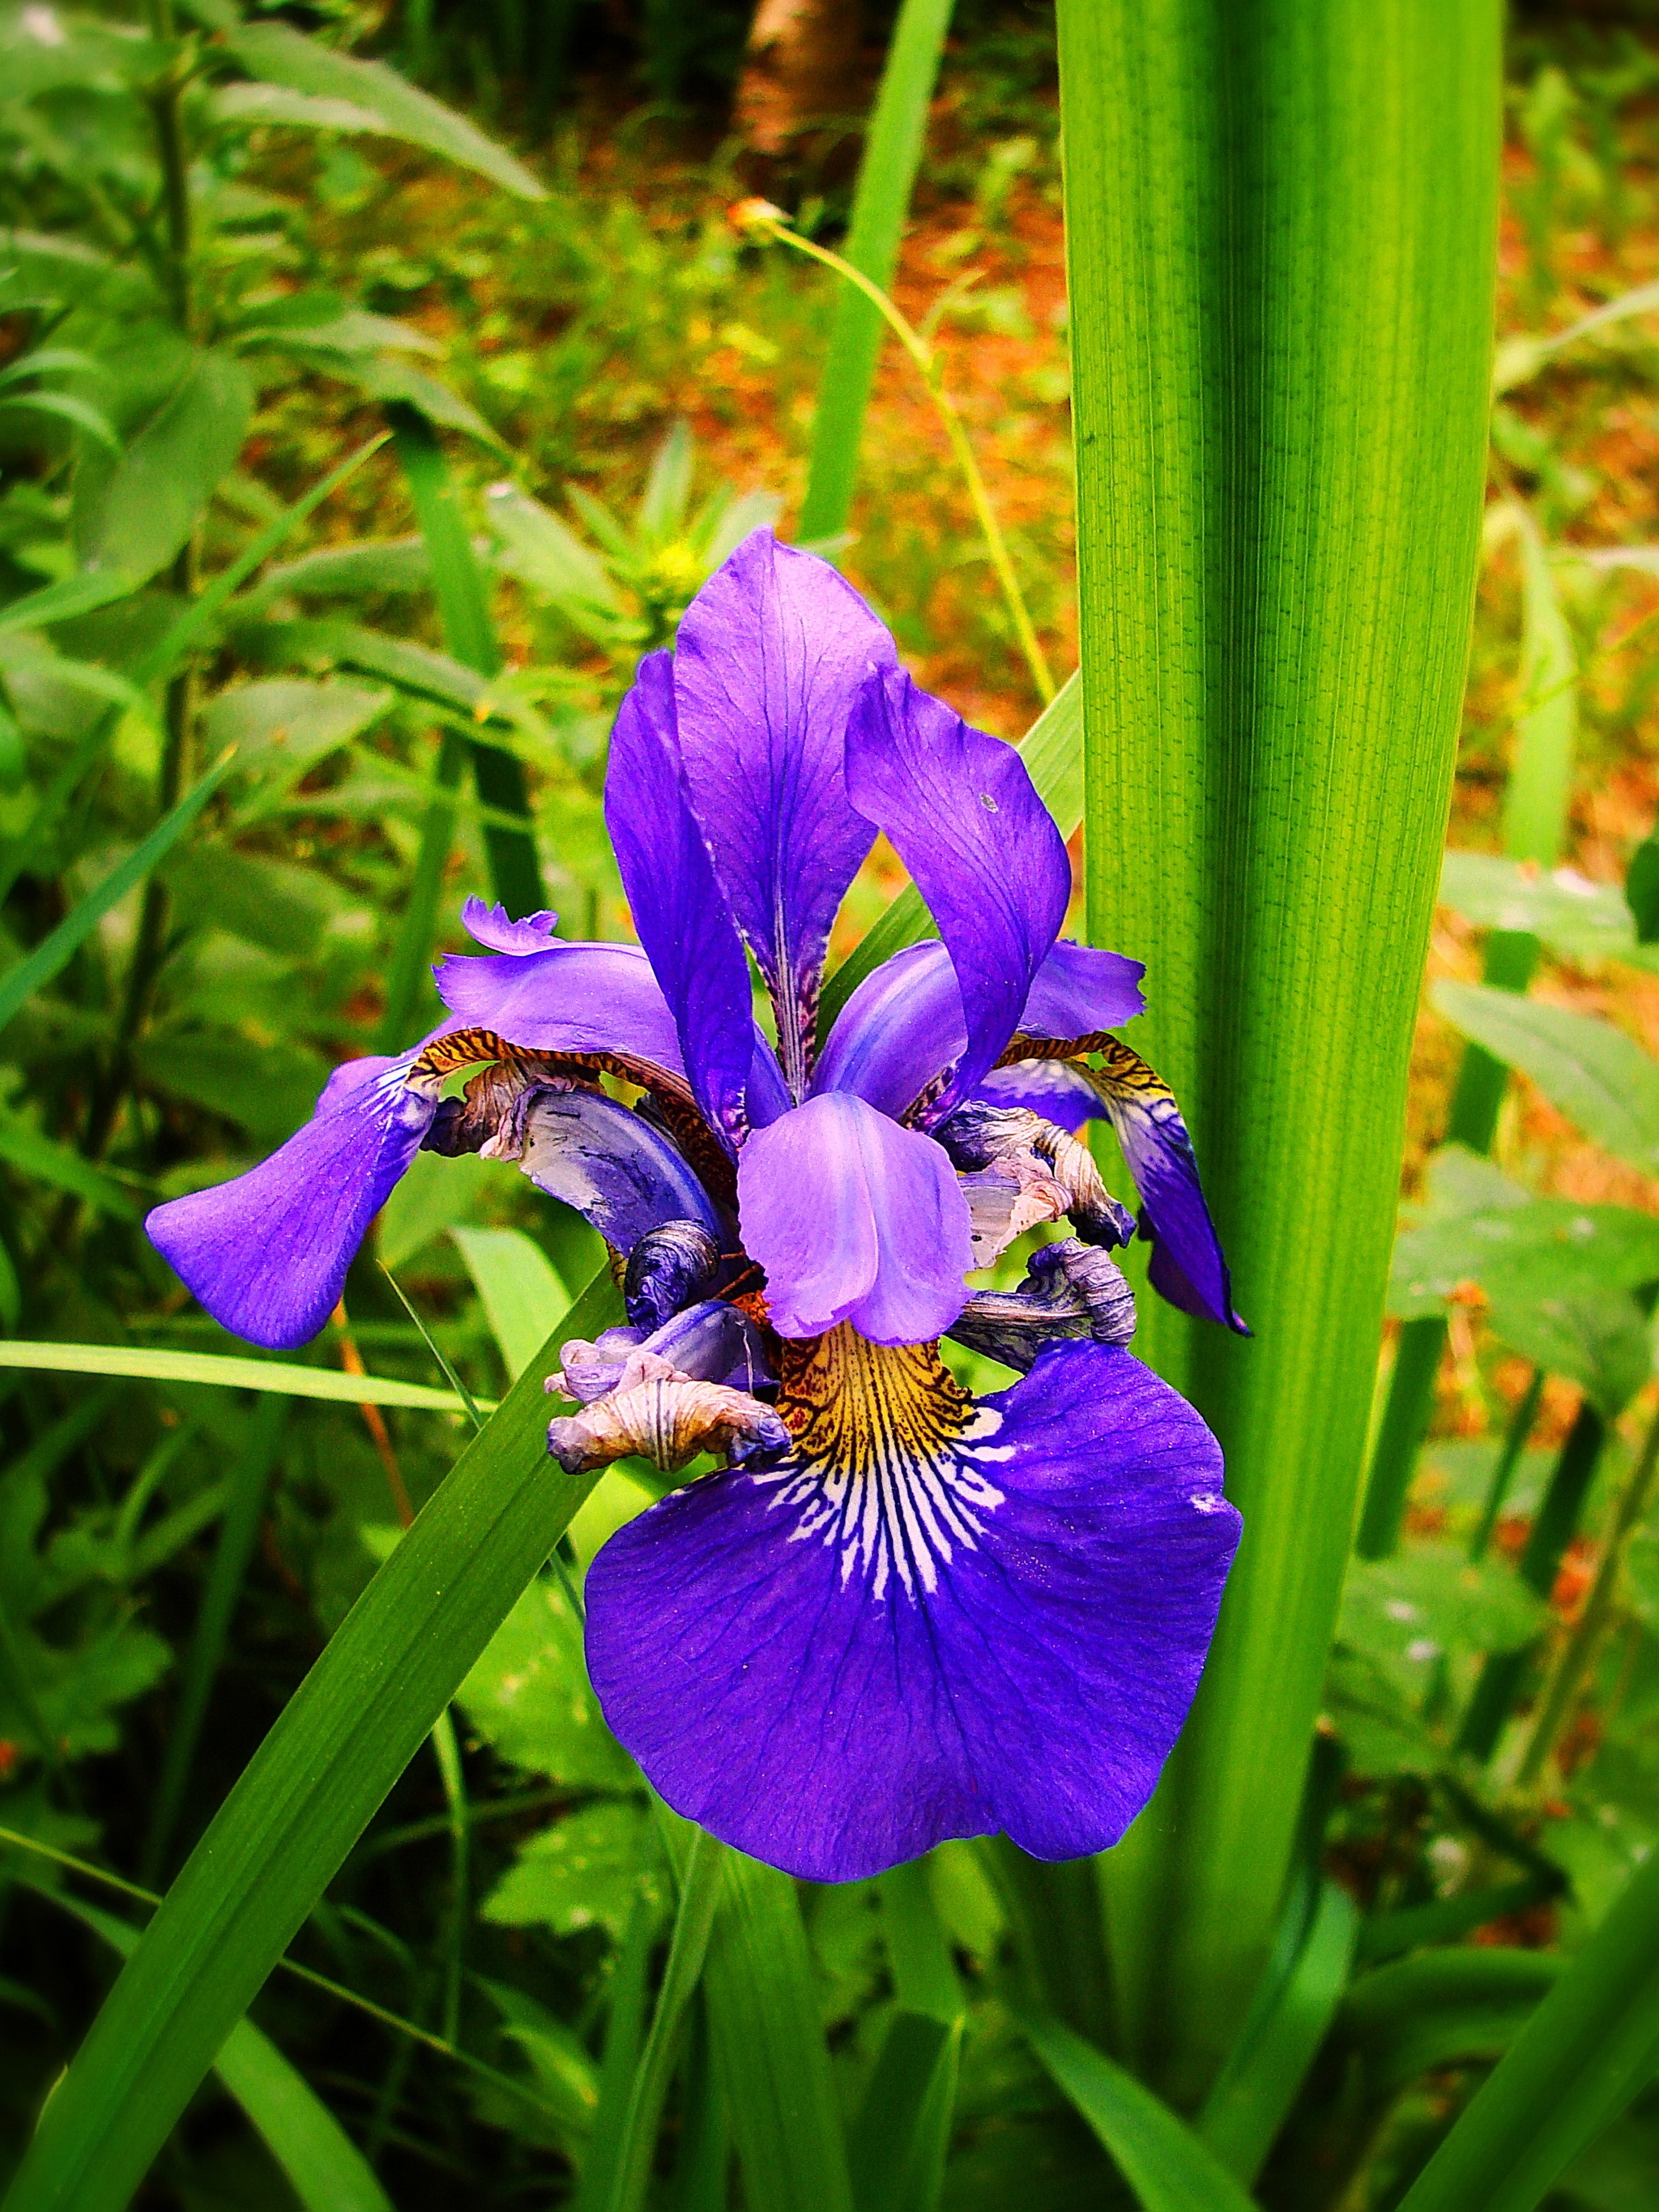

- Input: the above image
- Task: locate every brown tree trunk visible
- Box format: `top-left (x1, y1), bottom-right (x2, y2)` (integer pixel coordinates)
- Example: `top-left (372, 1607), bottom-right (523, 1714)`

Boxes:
top-left (732, 0), bottom-right (864, 162)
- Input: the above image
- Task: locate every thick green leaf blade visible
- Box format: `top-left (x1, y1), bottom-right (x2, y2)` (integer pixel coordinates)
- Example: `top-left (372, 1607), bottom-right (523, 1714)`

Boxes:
top-left (1432, 982), bottom-right (1659, 1172)
top-left (848, 2012), bottom-right (960, 2212)
top-left (700, 1851), bottom-right (855, 2212)
top-left (1, 1266), bottom-right (621, 2212)
top-left (451, 1226), bottom-right (569, 1381)
top-left (1196, 1880), bottom-right (1358, 2182)
top-left (1395, 1847), bottom-right (1659, 2212)
top-left (796, 0), bottom-right (955, 541)
top-left (29, 1887), bottom-right (393, 2212)
top-left (1061, 0), bottom-right (1500, 2094)
top-left (1337, 1949), bottom-right (1563, 2105)
top-left (221, 23), bottom-right (546, 200)
top-left (1024, 2013), bottom-right (1261, 2212)
top-left (0, 749), bottom-right (237, 1039)
top-left (0, 1339), bottom-right (485, 1414)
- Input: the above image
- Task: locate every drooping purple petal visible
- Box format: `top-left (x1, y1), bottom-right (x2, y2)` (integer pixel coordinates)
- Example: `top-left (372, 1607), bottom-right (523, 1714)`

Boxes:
top-left (460, 898), bottom-right (561, 954)
top-left (606, 652), bottom-right (764, 1145)
top-left (844, 666), bottom-right (1069, 1111)
top-left (557, 1299), bottom-right (774, 1404)
top-left (672, 532), bottom-right (896, 1094)
top-left (585, 1338), bottom-right (1239, 1881)
top-left (975, 1057), bottom-right (1102, 1133)
top-left (434, 938), bottom-right (687, 1077)
top-left (736, 1091), bottom-right (973, 1343)
top-left (510, 1090), bottom-right (723, 1253)
top-left (1090, 1046), bottom-right (1248, 1335)
top-left (815, 937), bottom-right (1145, 1122)
top-left (146, 1055), bottom-right (437, 1349)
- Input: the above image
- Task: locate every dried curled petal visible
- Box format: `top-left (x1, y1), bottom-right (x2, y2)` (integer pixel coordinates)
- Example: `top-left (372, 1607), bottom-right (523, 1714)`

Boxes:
top-left (949, 1238), bottom-right (1137, 1373)
top-left (936, 1100), bottom-right (1132, 1264)
top-left (547, 1348), bottom-right (791, 1476)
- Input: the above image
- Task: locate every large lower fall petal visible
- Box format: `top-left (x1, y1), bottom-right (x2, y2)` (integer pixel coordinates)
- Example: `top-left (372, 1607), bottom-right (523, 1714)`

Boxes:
top-left (736, 1091), bottom-right (973, 1343)
top-left (146, 1054), bottom-right (437, 1348)
top-left (585, 1330), bottom-right (1240, 1881)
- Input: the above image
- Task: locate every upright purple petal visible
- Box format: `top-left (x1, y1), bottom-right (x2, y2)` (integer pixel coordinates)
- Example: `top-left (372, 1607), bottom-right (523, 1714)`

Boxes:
top-left (146, 1056), bottom-right (436, 1349)
top-left (816, 937), bottom-right (1145, 1123)
top-left (736, 1091), bottom-right (972, 1343)
top-left (606, 653), bottom-right (764, 1146)
top-left (672, 532), bottom-right (896, 1094)
top-left (434, 938), bottom-right (686, 1077)
top-left (585, 1338), bottom-right (1240, 1881)
top-left (844, 668), bottom-right (1069, 1112)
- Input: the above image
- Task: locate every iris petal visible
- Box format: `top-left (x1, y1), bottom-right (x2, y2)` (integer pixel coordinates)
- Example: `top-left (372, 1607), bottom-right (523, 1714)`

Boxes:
top-left (672, 532), bottom-right (896, 1093)
top-left (507, 1090), bottom-right (723, 1253)
top-left (434, 937), bottom-right (687, 1078)
top-left (606, 652), bottom-right (770, 1144)
top-left (736, 1091), bottom-right (973, 1343)
top-left (146, 1055), bottom-right (436, 1349)
top-left (585, 1334), bottom-right (1239, 1882)
top-left (815, 938), bottom-right (1145, 1121)
top-left (844, 666), bottom-right (1070, 1111)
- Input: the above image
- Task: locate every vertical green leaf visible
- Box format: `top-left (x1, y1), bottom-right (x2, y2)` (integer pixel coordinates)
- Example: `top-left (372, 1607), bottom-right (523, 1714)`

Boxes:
top-left (1059, 0), bottom-right (1499, 2095)
top-left (1395, 1843), bottom-right (1659, 2212)
top-left (451, 1225), bottom-right (570, 1381)
top-left (699, 1851), bottom-right (854, 2212)
top-left (796, 0), bottom-right (955, 543)
top-left (2, 1268), bottom-right (622, 2212)
top-left (389, 403), bottom-right (545, 920)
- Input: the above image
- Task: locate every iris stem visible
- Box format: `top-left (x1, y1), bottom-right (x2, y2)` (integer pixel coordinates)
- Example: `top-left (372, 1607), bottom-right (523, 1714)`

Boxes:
top-left (739, 205), bottom-right (1058, 706)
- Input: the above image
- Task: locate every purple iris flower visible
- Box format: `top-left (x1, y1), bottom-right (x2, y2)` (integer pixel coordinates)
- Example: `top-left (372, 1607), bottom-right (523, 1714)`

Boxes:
top-left (147, 532), bottom-right (1244, 1884)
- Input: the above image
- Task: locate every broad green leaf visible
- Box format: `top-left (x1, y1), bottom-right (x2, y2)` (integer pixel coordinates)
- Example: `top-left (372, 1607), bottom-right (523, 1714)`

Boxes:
top-left (451, 1225), bottom-right (569, 1381)
top-left (1485, 1285), bottom-right (1652, 1420)
top-left (1338, 1949), bottom-right (1563, 2105)
top-left (458, 1574), bottom-right (633, 1790)
top-left (482, 1801), bottom-right (658, 1943)
top-left (1340, 1549), bottom-right (1549, 1683)
top-left (137, 1028), bottom-right (330, 1141)
top-left (163, 844), bottom-right (355, 960)
top-left (377, 1148), bottom-right (493, 1269)
top-left (30, 1885), bottom-right (394, 2212)
top-left (795, 0), bottom-right (955, 541)
top-left (1433, 984), bottom-right (1659, 1173)
top-left (1063, 0), bottom-right (1500, 2090)
top-left (2, 1267), bottom-right (621, 2212)
top-left (220, 23), bottom-right (547, 200)
top-left (1396, 1844), bottom-right (1659, 2212)
top-left (1025, 2013), bottom-right (1260, 2212)
top-left (0, 572), bottom-right (136, 634)
top-left (0, 1339), bottom-right (486, 1415)
top-left (0, 1113), bottom-right (141, 1219)
top-left (202, 677), bottom-right (390, 783)
top-left (1388, 1192), bottom-right (1659, 1319)
top-left (1196, 1881), bottom-right (1358, 2182)
top-left (0, 749), bottom-right (237, 1039)
top-left (237, 536), bottom-right (429, 612)
top-left (210, 81), bottom-right (388, 134)
top-left (484, 480), bottom-right (625, 634)
top-left (73, 350), bottom-right (253, 586)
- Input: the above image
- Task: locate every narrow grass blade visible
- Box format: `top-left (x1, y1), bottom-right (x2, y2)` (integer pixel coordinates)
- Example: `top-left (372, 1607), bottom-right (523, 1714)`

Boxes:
top-left (1060, 0), bottom-right (1500, 2093)
top-left (1395, 1845), bottom-right (1659, 2212)
top-left (880, 1859), bottom-right (962, 2024)
top-left (1, 1266), bottom-right (621, 2212)
top-left (0, 749), bottom-right (236, 1039)
top-left (573, 1885), bottom-right (660, 2212)
top-left (701, 1850), bottom-right (855, 2212)
top-left (34, 1889), bottom-right (393, 2212)
top-left (389, 402), bottom-right (544, 917)
top-left (599, 1821), bottom-right (727, 2212)
top-left (1337, 1949), bottom-right (1563, 2106)
top-left (1024, 2013), bottom-right (1261, 2212)
top-left (451, 1225), bottom-right (569, 1381)
top-left (0, 1339), bottom-right (488, 1414)
top-left (821, 672), bottom-right (1080, 1031)
top-left (1196, 1880), bottom-right (1358, 2183)
top-left (796, 0), bottom-right (955, 542)
top-left (848, 2012), bottom-right (960, 2212)
top-left (142, 1399), bottom-right (287, 1883)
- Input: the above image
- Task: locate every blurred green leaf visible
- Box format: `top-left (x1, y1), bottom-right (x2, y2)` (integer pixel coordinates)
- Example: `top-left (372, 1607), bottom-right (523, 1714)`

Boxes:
top-left (72, 351), bottom-right (252, 586)
top-left (220, 23), bottom-right (548, 201)
top-left (458, 1573), bottom-right (634, 1791)
top-left (451, 1225), bottom-right (569, 1381)
top-left (202, 678), bottom-right (390, 785)
top-left (849, 2012), bottom-right (960, 2212)
top-left (1439, 852), bottom-right (1653, 970)
top-left (1339, 1949), bottom-right (1563, 2106)
top-left (1433, 984), bottom-right (1659, 1173)
top-left (1486, 1286), bottom-right (1652, 1419)
top-left (482, 1801), bottom-right (659, 1943)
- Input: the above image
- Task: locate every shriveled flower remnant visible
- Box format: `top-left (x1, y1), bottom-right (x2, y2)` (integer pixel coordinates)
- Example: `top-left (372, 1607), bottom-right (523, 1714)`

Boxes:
top-left (147, 533), bottom-right (1245, 1884)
